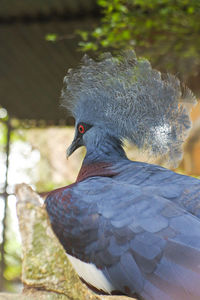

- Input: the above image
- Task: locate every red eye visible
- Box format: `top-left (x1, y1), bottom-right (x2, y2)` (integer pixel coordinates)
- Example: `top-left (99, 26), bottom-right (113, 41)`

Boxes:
top-left (78, 124), bottom-right (85, 134)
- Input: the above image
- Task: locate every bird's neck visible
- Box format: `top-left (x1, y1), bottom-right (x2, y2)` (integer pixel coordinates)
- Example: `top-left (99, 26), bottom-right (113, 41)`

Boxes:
top-left (76, 136), bottom-right (127, 182)
top-left (83, 135), bottom-right (127, 165)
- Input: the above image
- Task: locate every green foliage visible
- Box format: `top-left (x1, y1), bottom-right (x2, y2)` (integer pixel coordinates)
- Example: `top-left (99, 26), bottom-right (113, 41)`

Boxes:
top-left (79, 0), bottom-right (200, 77)
top-left (3, 204), bottom-right (22, 291)
top-left (0, 107), bottom-right (8, 121)
top-left (45, 33), bottom-right (57, 42)
top-left (0, 123), bottom-right (7, 149)
top-left (0, 107), bottom-right (9, 150)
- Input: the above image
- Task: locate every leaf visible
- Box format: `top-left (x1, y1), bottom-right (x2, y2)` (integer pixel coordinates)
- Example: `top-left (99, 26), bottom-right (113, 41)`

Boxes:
top-left (45, 34), bottom-right (57, 42)
top-left (77, 30), bottom-right (89, 41)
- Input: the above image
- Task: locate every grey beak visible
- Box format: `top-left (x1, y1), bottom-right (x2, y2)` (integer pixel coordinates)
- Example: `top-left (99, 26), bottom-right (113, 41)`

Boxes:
top-left (66, 136), bottom-right (82, 158)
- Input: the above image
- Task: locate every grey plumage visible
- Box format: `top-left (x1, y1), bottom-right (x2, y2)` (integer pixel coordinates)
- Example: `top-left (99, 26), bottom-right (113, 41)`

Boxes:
top-left (62, 50), bottom-right (196, 166)
top-left (46, 50), bottom-right (200, 300)
top-left (46, 170), bottom-right (200, 299)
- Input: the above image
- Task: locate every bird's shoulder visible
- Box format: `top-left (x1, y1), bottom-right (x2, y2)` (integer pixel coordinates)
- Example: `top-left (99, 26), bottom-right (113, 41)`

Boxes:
top-left (113, 160), bottom-right (199, 186)
top-left (45, 171), bottom-right (200, 298)
top-left (112, 160), bottom-right (200, 217)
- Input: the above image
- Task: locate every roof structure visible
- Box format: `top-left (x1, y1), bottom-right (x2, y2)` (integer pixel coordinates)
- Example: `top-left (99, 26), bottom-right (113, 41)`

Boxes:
top-left (0, 0), bottom-right (199, 124)
top-left (0, 0), bottom-right (97, 20)
top-left (0, 0), bottom-right (98, 124)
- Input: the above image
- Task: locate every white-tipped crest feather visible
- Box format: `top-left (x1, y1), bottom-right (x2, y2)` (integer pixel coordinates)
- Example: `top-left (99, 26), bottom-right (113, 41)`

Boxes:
top-left (62, 50), bottom-right (197, 166)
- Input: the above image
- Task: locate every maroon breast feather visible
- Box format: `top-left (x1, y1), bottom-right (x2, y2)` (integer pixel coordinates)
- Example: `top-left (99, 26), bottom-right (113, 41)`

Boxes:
top-left (76, 162), bottom-right (117, 183)
top-left (40, 162), bottom-right (117, 200)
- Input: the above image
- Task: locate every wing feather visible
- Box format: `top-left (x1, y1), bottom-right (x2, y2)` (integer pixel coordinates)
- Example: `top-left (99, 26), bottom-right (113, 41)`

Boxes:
top-left (46, 175), bottom-right (200, 299)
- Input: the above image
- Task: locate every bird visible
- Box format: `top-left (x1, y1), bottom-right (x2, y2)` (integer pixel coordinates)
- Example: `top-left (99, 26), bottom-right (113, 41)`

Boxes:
top-left (45, 50), bottom-right (200, 300)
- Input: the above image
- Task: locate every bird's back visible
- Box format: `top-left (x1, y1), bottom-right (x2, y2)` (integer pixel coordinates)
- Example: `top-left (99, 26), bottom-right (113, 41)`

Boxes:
top-left (46, 160), bottom-right (200, 300)
top-left (112, 160), bottom-right (200, 218)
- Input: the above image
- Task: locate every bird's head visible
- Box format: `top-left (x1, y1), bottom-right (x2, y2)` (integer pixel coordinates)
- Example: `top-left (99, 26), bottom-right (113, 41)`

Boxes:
top-left (67, 122), bottom-right (92, 157)
top-left (62, 51), bottom-right (196, 166)
top-left (67, 120), bottom-right (119, 158)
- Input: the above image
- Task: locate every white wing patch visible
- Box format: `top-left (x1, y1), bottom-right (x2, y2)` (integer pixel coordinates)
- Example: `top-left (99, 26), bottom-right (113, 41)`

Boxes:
top-left (66, 254), bottom-right (114, 293)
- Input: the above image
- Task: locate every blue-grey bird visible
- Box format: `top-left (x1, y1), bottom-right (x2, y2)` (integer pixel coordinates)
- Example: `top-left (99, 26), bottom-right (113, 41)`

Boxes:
top-left (45, 51), bottom-right (200, 300)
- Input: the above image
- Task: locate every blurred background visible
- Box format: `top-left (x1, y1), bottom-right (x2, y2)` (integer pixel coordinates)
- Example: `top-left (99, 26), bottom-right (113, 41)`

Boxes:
top-left (0, 0), bottom-right (200, 293)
